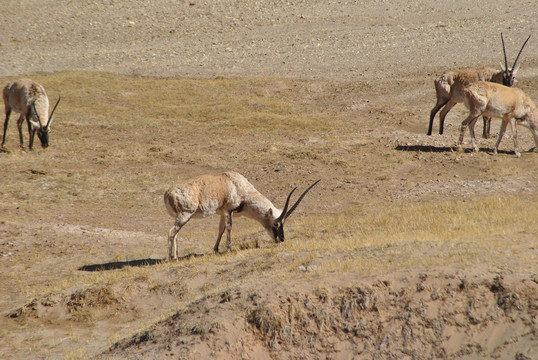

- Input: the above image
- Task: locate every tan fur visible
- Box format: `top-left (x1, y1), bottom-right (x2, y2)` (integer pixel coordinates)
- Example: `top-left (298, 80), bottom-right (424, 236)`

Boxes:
top-left (164, 172), bottom-right (284, 260)
top-left (458, 81), bottom-right (538, 157)
top-left (428, 67), bottom-right (515, 138)
top-left (2, 79), bottom-right (59, 150)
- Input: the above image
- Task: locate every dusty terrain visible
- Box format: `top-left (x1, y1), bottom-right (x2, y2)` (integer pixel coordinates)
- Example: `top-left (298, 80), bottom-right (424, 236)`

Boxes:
top-left (1, 1), bottom-right (537, 359)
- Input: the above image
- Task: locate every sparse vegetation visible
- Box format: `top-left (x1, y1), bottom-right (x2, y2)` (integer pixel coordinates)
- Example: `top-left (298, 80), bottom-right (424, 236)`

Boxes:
top-left (247, 303), bottom-right (285, 345)
top-left (150, 280), bottom-right (188, 298)
top-left (1, 33), bottom-right (537, 360)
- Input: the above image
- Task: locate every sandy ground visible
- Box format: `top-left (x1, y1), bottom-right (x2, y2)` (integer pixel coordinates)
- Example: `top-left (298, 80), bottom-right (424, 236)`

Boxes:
top-left (2, 0), bottom-right (538, 80)
top-left (1, 1), bottom-right (537, 359)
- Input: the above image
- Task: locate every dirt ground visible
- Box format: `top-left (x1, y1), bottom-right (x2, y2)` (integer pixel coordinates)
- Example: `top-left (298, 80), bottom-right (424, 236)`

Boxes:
top-left (1, 1), bottom-right (537, 359)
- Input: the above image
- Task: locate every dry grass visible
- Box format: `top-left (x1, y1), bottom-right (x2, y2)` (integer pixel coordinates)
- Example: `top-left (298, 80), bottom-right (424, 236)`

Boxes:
top-left (1, 71), bottom-right (536, 359)
top-left (290, 195), bottom-right (538, 273)
top-left (217, 194), bottom-right (537, 278)
top-left (1, 72), bottom-right (337, 231)
top-left (2, 71), bottom-right (535, 290)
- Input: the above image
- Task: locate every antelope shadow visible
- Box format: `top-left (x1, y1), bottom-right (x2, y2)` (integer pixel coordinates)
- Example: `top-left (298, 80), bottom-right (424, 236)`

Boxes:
top-left (395, 144), bottom-right (454, 153)
top-left (78, 253), bottom-right (204, 272)
top-left (395, 144), bottom-right (519, 155)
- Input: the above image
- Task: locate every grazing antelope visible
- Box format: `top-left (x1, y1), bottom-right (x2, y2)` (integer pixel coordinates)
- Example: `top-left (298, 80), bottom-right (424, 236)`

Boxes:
top-left (2, 79), bottom-right (61, 150)
top-left (164, 171), bottom-right (320, 260)
top-left (428, 34), bottom-right (530, 138)
top-left (457, 81), bottom-right (538, 158)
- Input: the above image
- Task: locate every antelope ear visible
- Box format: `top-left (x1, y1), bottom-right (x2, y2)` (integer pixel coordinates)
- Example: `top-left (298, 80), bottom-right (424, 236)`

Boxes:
top-left (267, 208), bottom-right (274, 219)
top-left (512, 65), bottom-right (520, 75)
top-left (500, 62), bottom-right (506, 72)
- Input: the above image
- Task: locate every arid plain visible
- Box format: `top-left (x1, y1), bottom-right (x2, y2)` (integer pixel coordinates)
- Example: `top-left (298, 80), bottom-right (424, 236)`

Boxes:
top-left (1, 1), bottom-right (537, 359)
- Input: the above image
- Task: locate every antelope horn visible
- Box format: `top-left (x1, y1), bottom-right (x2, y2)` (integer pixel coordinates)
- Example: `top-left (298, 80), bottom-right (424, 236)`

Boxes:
top-left (46, 96), bottom-right (61, 130)
top-left (511, 35), bottom-right (531, 72)
top-left (282, 179), bottom-right (321, 222)
top-left (275, 187), bottom-right (297, 223)
top-left (32, 102), bottom-right (44, 128)
top-left (501, 32), bottom-right (509, 72)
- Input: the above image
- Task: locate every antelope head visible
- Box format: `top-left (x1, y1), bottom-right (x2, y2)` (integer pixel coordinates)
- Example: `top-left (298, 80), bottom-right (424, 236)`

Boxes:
top-left (31, 96), bottom-right (61, 148)
top-left (500, 33), bottom-right (531, 87)
top-left (267, 179), bottom-right (321, 242)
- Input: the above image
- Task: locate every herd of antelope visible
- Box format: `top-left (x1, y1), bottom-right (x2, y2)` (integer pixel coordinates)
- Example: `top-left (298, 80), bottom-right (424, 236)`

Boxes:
top-left (2, 33), bottom-right (536, 260)
top-left (428, 33), bottom-right (538, 157)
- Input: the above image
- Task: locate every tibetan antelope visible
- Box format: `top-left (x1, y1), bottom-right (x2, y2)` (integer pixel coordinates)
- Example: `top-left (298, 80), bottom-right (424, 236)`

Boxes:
top-left (2, 79), bottom-right (61, 150)
top-left (428, 34), bottom-right (530, 138)
top-left (457, 81), bottom-right (538, 158)
top-left (164, 171), bottom-right (320, 260)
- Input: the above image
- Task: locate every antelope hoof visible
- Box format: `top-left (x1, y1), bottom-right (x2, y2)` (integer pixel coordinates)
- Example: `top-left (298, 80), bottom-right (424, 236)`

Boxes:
top-left (515, 151), bottom-right (521, 158)
top-left (168, 253), bottom-right (179, 261)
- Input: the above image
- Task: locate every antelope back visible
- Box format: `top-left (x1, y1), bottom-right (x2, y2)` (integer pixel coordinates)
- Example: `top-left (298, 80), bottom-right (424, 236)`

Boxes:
top-left (466, 82), bottom-right (531, 117)
top-left (4, 80), bottom-right (49, 125)
top-left (164, 173), bottom-right (243, 217)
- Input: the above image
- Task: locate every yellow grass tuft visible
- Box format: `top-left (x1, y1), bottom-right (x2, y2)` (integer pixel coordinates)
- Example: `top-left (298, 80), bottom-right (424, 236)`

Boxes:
top-left (286, 195), bottom-right (538, 274)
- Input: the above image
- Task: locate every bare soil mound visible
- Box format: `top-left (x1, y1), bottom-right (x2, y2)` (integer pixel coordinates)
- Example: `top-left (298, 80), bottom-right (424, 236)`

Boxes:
top-left (98, 269), bottom-right (537, 359)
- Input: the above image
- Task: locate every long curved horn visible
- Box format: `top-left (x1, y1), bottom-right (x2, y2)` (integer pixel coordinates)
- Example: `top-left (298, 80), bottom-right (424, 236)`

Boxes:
top-left (46, 96), bottom-right (61, 130)
top-left (282, 179), bottom-right (321, 222)
top-left (275, 187), bottom-right (297, 222)
top-left (32, 102), bottom-right (44, 128)
top-left (511, 35), bottom-right (531, 71)
top-left (501, 32), bottom-right (508, 72)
